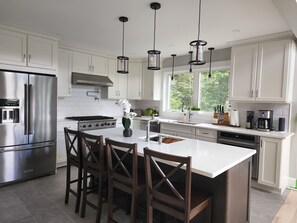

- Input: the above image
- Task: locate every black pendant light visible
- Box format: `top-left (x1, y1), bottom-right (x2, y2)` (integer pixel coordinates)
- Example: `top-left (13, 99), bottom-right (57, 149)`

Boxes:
top-left (171, 54), bottom-right (176, 80)
top-left (189, 0), bottom-right (207, 65)
top-left (208, 47), bottom-right (214, 78)
top-left (147, 2), bottom-right (161, 70)
top-left (117, 16), bottom-right (129, 74)
top-left (188, 51), bottom-right (193, 72)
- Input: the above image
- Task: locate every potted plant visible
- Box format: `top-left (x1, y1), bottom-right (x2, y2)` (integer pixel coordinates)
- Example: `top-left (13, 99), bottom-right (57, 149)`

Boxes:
top-left (122, 116), bottom-right (132, 137)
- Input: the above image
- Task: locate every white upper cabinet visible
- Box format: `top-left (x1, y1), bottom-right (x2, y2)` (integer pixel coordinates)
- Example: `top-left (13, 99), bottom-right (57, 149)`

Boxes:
top-left (58, 48), bottom-right (72, 97)
top-left (0, 28), bottom-right (58, 73)
top-left (0, 29), bottom-right (27, 66)
top-left (107, 59), bottom-right (127, 99)
top-left (229, 38), bottom-right (296, 102)
top-left (141, 61), bottom-right (162, 100)
top-left (127, 61), bottom-right (142, 100)
top-left (72, 51), bottom-right (107, 76)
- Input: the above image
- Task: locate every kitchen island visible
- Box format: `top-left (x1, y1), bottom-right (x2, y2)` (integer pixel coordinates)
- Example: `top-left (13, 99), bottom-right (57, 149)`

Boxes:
top-left (87, 128), bottom-right (256, 223)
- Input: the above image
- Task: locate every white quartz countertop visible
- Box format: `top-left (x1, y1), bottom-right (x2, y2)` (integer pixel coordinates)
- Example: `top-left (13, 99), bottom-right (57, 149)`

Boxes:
top-left (195, 123), bottom-right (294, 139)
top-left (86, 128), bottom-right (255, 179)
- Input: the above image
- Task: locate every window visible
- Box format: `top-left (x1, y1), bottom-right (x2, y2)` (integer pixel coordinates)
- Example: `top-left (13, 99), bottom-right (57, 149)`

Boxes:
top-left (198, 70), bottom-right (230, 111)
top-left (169, 73), bottom-right (194, 111)
top-left (166, 69), bottom-right (230, 112)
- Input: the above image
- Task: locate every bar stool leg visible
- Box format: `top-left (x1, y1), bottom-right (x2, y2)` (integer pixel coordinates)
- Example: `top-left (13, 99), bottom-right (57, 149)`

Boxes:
top-left (65, 162), bottom-right (71, 204)
top-left (75, 166), bottom-right (82, 213)
top-left (81, 169), bottom-right (88, 218)
top-left (107, 180), bottom-right (114, 223)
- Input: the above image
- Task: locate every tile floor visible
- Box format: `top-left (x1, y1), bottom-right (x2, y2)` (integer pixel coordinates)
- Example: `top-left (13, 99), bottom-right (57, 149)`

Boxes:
top-left (0, 167), bottom-right (289, 223)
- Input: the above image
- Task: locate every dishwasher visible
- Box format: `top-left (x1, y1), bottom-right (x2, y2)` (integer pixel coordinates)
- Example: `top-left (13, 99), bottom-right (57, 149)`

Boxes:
top-left (217, 131), bottom-right (260, 180)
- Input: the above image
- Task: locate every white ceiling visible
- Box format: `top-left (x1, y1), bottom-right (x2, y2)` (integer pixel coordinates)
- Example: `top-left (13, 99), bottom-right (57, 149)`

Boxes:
top-left (0, 0), bottom-right (294, 59)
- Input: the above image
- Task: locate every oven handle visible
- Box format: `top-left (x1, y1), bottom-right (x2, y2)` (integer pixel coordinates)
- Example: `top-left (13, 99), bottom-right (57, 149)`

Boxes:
top-left (217, 138), bottom-right (258, 149)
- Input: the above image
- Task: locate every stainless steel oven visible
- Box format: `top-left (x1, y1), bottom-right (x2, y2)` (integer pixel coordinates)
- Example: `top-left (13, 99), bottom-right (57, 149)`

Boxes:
top-left (217, 131), bottom-right (260, 180)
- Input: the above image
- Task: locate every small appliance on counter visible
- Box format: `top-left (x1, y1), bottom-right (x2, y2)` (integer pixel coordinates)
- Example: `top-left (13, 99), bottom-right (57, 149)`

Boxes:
top-left (246, 111), bottom-right (254, 129)
top-left (133, 109), bottom-right (143, 117)
top-left (257, 110), bottom-right (273, 131)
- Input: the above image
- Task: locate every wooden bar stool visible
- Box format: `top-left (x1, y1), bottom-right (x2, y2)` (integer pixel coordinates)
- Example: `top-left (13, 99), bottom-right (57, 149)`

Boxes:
top-left (80, 132), bottom-right (107, 223)
top-left (105, 138), bottom-right (146, 223)
top-left (64, 127), bottom-right (83, 213)
top-left (143, 147), bottom-right (212, 223)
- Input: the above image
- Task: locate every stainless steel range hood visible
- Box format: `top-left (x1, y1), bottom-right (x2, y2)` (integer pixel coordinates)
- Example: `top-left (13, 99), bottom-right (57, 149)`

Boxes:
top-left (72, 72), bottom-right (113, 87)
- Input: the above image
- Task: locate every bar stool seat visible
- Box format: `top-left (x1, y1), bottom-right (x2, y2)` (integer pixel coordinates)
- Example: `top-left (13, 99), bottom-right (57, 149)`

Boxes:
top-left (143, 147), bottom-right (212, 223)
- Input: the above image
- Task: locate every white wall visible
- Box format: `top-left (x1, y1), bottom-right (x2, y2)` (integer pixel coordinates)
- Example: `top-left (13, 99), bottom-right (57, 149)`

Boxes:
top-left (57, 85), bottom-right (135, 120)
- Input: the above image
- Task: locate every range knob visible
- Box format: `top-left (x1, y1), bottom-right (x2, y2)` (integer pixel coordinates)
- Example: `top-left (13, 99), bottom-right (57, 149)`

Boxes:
top-left (83, 125), bottom-right (86, 128)
top-left (101, 123), bottom-right (105, 126)
top-left (107, 123), bottom-right (110, 126)
top-left (95, 124), bottom-right (99, 127)
top-left (88, 124), bottom-right (92, 127)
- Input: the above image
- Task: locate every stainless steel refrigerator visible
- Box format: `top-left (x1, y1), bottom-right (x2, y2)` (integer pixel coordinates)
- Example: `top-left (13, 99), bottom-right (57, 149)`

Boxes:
top-left (0, 70), bottom-right (57, 185)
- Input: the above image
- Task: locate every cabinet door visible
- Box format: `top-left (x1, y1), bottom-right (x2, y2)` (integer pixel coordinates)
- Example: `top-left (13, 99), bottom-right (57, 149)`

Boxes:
top-left (142, 62), bottom-right (161, 100)
top-left (107, 59), bottom-right (118, 99)
top-left (57, 122), bottom-right (77, 167)
top-left (229, 44), bottom-right (258, 101)
top-left (256, 39), bottom-right (290, 102)
top-left (258, 137), bottom-right (281, 188)
top-left (27, 35), bottom-right (58, 70)
top-left (58, 49), bottom-right (72, 97)
top-left (127, 61), bottom-right (142, 99)
top-left (118, 73), bottom-right (127, 98)
top-left (0, 29), bottom-right (26, 66)
top-left (72, 51), bottom-right (91, 74)
top-left (92, 55), bottom-right (108, 76)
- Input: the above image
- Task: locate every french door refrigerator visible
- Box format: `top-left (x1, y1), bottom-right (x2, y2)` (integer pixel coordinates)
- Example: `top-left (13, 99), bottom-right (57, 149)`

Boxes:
top-left (0, 70), bottom-right (57, 185)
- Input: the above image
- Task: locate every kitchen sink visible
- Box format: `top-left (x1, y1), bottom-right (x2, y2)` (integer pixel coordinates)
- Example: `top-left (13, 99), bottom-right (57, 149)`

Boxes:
top-left (149, 136), bottom-right (184, 144)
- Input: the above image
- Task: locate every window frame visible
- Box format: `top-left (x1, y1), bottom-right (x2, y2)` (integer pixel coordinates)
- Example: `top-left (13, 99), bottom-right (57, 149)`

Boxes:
top-left (162, 61), bottom-right (230, 116)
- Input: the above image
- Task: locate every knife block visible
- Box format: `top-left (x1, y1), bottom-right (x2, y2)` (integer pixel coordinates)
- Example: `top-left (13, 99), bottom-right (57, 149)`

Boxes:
top-left (216, 113), bottom-right (229, 126)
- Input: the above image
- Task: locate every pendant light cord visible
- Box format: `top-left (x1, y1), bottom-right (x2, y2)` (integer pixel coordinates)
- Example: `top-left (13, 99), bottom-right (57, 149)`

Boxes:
top-left (197, 0), bottom-right (201, 41)
top-left (153, 7), bottom-right (157, 50)
top-left (122, 21), bottom-right (125, 57)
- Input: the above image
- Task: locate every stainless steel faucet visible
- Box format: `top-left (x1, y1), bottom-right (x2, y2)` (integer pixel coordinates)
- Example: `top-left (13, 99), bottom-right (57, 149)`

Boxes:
top-left (145, 118), bottom-right (159, 142)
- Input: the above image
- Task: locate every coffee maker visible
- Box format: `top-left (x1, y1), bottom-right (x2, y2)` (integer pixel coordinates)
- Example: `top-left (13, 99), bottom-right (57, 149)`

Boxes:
top-left (257, 110), bottom-right (273, 131)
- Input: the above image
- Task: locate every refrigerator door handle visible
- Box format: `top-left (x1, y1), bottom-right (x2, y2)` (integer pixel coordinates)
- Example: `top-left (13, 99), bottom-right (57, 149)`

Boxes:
top-left (28, 84), bottom-right (33, 135)
top-left (0, 141), bottom-right (56, 153)
top-left (24, 84), bottom-right (29, 135)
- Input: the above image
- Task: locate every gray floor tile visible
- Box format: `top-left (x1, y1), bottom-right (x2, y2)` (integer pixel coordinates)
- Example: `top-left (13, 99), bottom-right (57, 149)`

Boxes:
top-left (0, 166), bottom-right (289, 223)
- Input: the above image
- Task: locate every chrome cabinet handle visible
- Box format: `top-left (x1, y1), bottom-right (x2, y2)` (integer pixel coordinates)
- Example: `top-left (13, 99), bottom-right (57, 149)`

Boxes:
top-left (256, 90), bottom-right (259, 97)
top-left (251, 90), bottom-right (254, 97)
top-left (23, 54), bottom-right (26, 62)
top-left (92, 65), bottom-right (94, 71)
top-left (28, 55), bottom-right (31, 63)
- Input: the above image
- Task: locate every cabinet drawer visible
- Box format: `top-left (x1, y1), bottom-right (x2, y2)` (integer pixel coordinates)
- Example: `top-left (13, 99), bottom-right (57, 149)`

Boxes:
top-left (161, 123), bottom-right (195, 134)
top-left (196, 128), bottom-right (217, 139)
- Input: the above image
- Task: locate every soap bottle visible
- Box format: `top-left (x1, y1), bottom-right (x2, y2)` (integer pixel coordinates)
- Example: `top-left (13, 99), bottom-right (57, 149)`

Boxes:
top-left (182, 113), bottom-right (187, 122)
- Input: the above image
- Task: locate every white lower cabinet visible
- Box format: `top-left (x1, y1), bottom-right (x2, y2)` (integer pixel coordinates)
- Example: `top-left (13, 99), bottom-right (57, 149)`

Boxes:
top-left (56, 121), bottom-right (77, 167)
top-left (196, 128), bottom-right (217, 143)
top-left (160, 123), bottom-right (195, 139)
top-left (258, 137), bottom-right (291, 190)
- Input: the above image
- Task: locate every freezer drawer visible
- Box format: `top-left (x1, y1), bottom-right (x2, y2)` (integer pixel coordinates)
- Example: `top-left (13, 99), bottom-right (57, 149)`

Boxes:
top-left (0, 142), bottom-right (56, 185)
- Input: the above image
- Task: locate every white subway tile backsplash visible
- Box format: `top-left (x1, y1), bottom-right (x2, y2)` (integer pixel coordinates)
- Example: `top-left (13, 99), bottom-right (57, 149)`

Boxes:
top-left (57, 86), bottom-right (135, 120)
top-left (230, 102), bottom-right (290, 131)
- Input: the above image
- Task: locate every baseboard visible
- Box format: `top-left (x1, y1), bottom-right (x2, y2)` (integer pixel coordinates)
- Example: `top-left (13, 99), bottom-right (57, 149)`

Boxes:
top-left (251, 180), bottom-right (283, 194)
top-left (287, 177), bottom-right (297, 190)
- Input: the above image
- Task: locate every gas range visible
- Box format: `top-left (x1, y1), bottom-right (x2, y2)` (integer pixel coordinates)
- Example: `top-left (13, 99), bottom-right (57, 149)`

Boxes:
top-left (65, 115), bottom-right (117, 131)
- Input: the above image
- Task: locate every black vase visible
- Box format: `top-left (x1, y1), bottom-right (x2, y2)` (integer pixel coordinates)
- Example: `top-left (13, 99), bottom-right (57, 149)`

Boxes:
top-left (123, 128), bottom-right (132, 137)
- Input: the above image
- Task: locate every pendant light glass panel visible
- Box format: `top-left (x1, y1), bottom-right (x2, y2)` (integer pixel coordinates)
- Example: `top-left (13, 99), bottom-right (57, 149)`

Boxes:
top-left (117, 16), bottom-right (129, 74)
top-left (189, 40), bottom-right (207, 65)
top-left (117, 56), bottom-right (129, 74)
top-left (148, 50), bottom-right (161, 70)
